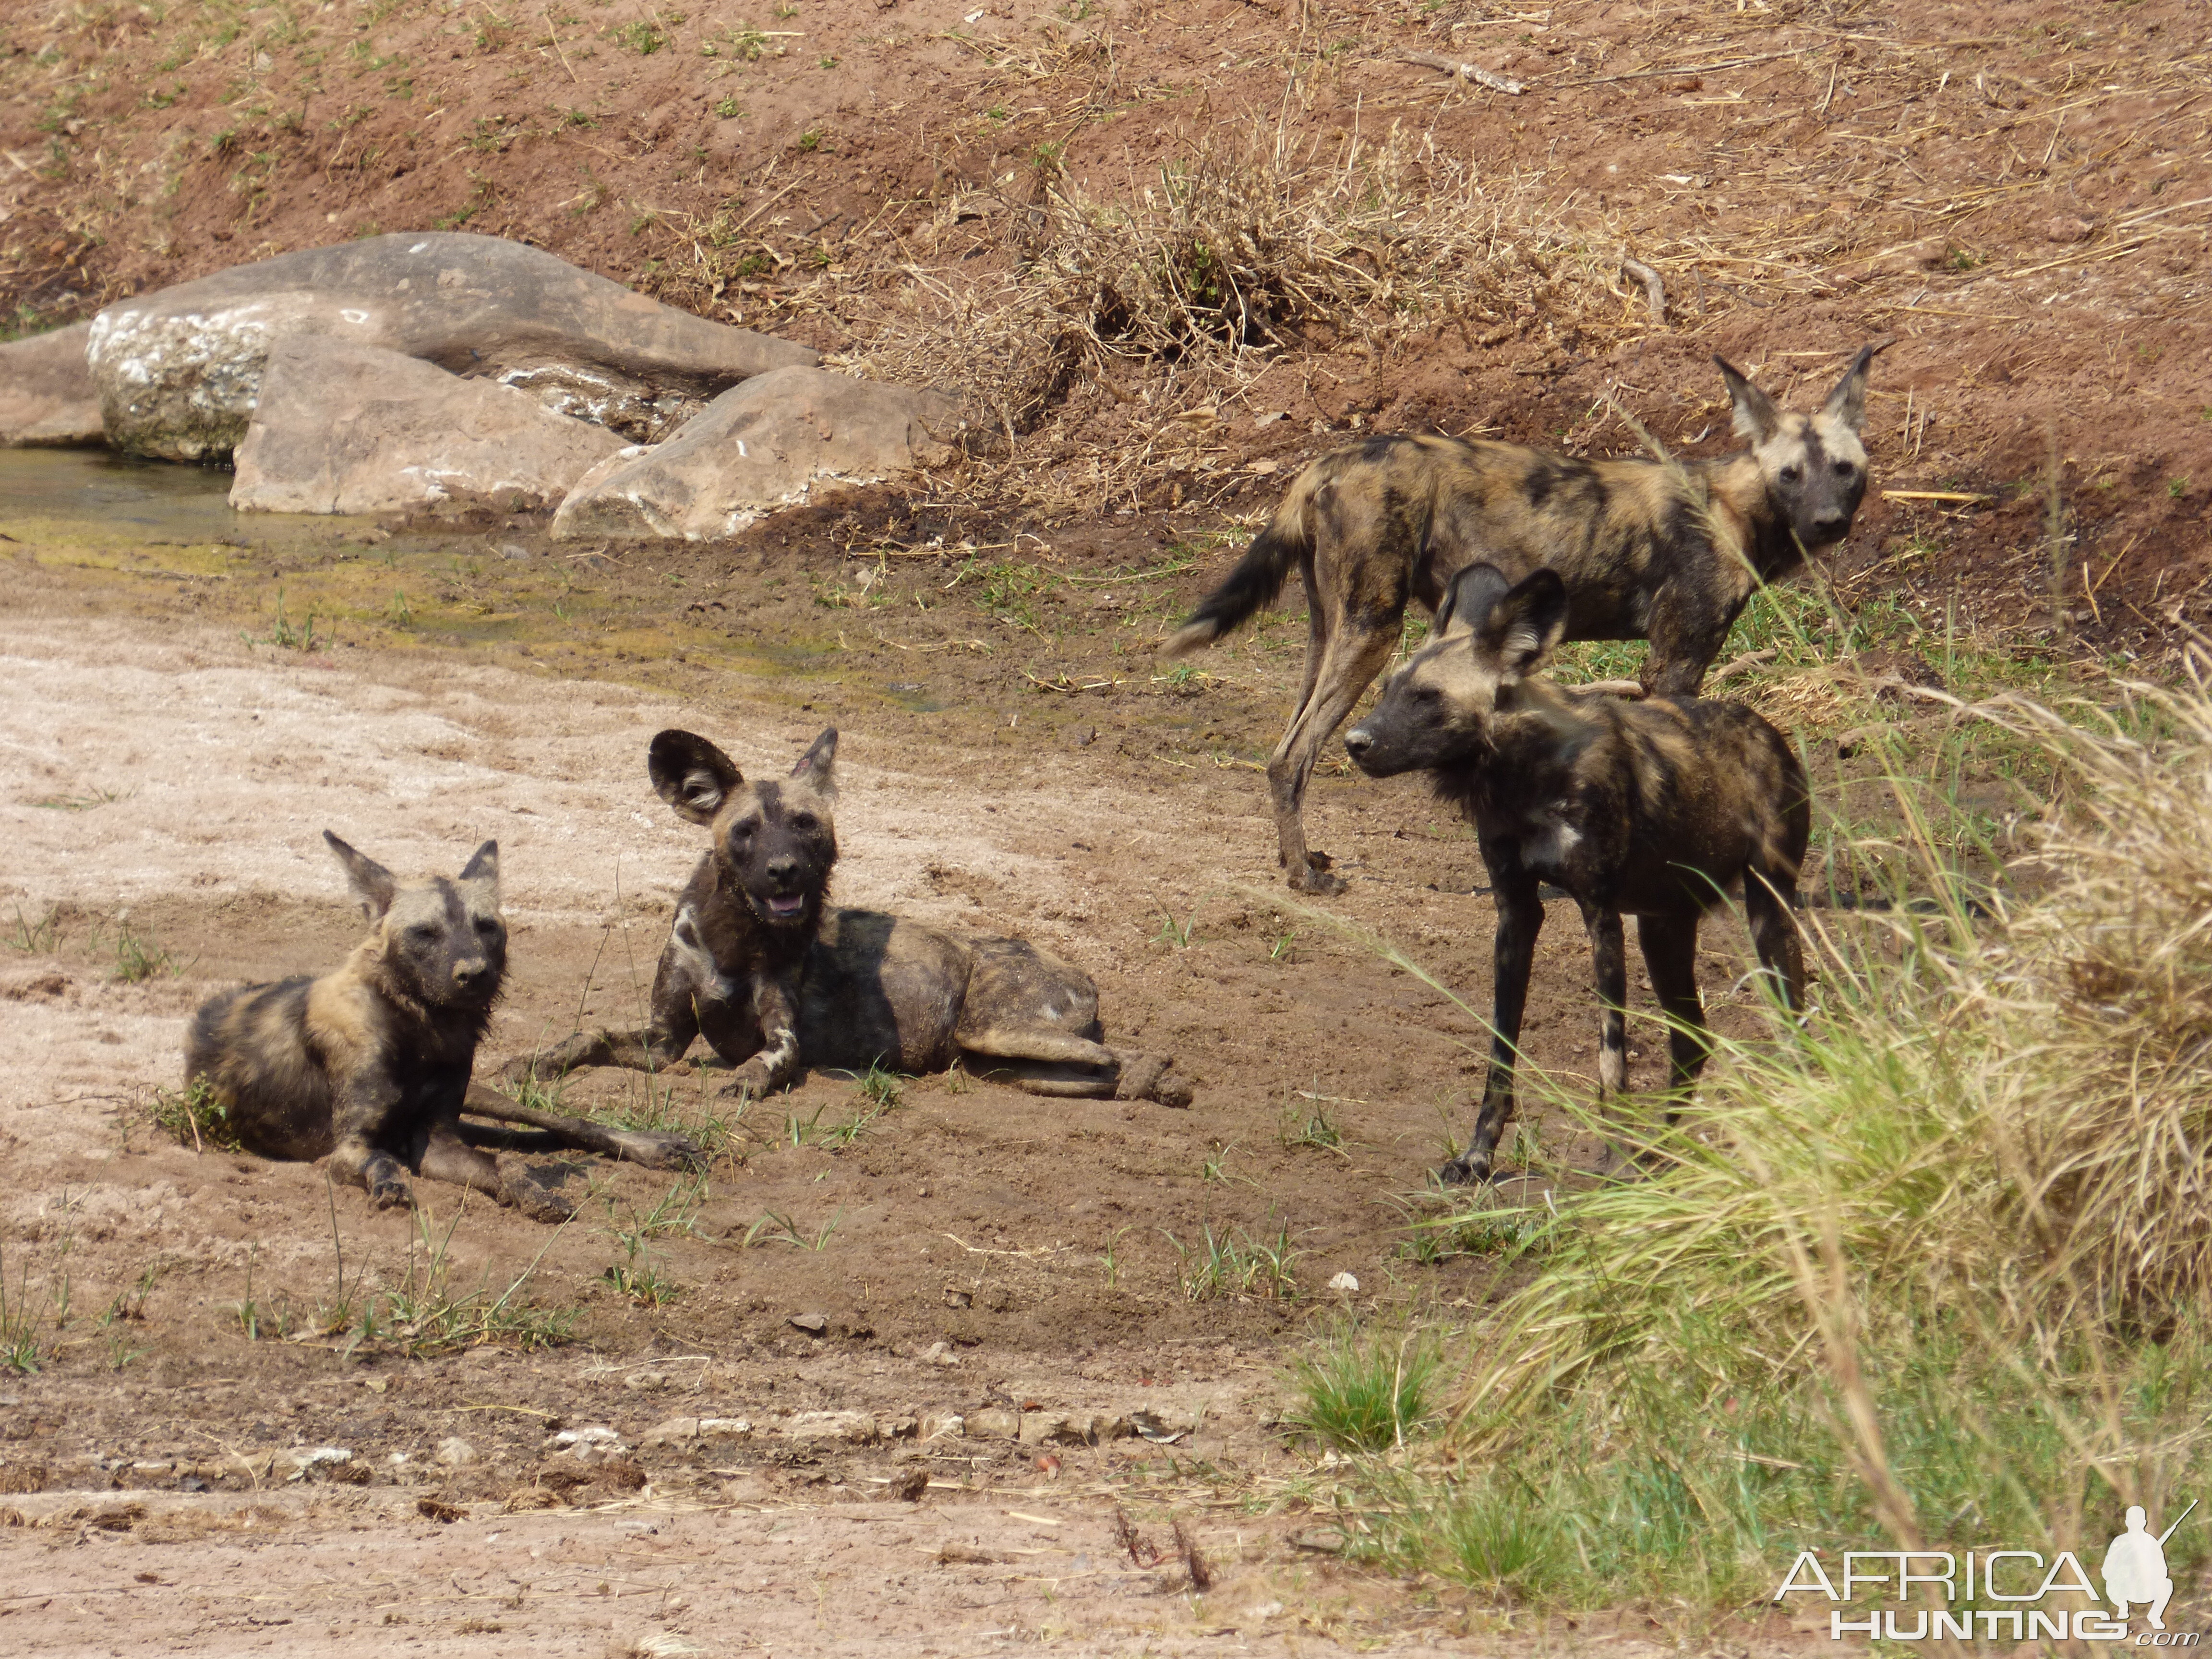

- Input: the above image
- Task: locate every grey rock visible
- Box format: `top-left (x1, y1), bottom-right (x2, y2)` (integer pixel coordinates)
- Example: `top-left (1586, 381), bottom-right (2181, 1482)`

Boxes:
top-left (86, 231), bottom-right (816, 461)
top-left (433, 1436), bottom-right (476, 1467)
top-left (0, 322), bottom-right (102, 447)
top-left (780, 1410), bottom-right (878, 1445)
top-left (550, 366), bottom-right (966, 542)
top-left (229, 339), bottom-right (626, 515)
top-left (788, 1311), bottom-right (829, 1335)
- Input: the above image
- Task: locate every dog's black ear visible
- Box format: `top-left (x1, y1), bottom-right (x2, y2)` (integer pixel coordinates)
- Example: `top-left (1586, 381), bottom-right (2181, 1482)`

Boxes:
top-left (648, 730), bottom-right (744, 825)
top-left (458, 840), bottom-right (500, 891)
top-left (1821, 343), bottom-right (1881, 432)
top-left (1436, 562), bottom-right (1512, 639)
top-left (789, 727), bottom-right (838, 797)
top-left (1479, 568), bottom-right (1570, 683)
top-left (1715, 355), bottom-right (1781, 445)
top-left (324, 830), bottom-right (398, 923)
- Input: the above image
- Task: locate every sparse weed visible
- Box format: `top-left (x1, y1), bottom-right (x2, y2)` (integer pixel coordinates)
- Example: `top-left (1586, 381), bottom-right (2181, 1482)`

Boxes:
top-left (6, 904), bottom-right (60, 954)
top-left (1165, 1219), bottom-right (1300, 1301)
top-left (150, 1076), bottom-right (242, 1153)
top-left (1280, 1094), bottom-right (1345, 1153)
top-left (242, 587), bottom-right (324, 651)
top-left (342, 1204), bottom-right (578, 1357)
top-left (743, 1209), bottom-right (841, 1250)
top-left (0, 1248), bottom-right (42, 1373)
top-left (110, 918), bottom-right (184, 982)
top-left (1152, 905), bottom-right (1199, 949)
top-left (1099, 1226), bottom-right (1129, 1289)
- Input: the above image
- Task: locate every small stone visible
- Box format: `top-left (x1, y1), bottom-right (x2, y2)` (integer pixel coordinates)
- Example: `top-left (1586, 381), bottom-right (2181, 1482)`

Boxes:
top-left (780, 1410), bottom-right (877, 1445)
top-left (696, 1418), bottom-right (755, 1444)
top-left (889, 1468), bottom-right (930, 1502)
top-left (966, 1407), bottom-right (1022, 1442)
top-left (917, 1411), bottom-right (965, 1443)
top-left (640, 1418), bottom-right (700, 1449)
top-left (434, 1437), bottom-right (476, 1467)
top-left (788, 1312), bottom-right (829, 1336)
top-left (1327, 1271), bottom-right (1360, 1294)
top-left (624, 1370), bottom-right (670, 1391)
top-left (920, 1341), bottom-right (960, 1368)
top-left (498, 542), bottom-right (531, 560)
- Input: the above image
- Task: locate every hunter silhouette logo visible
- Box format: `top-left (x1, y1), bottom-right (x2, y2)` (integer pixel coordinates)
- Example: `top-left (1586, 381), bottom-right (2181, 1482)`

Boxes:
top-left (1774, 1499), bottom-right (2198, 1644)
top-left (2107, 1502), bottom-right (2195, 1631)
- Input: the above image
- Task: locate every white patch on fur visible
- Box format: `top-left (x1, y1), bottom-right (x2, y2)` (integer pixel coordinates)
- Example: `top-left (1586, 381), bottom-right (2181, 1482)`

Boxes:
top-left (1523, 816), bottom-right (1582, 873)
top-left (1809, 411), bottom-right (1868, 469)
top-left (1598, 1031), bottom-right (1627, 1094)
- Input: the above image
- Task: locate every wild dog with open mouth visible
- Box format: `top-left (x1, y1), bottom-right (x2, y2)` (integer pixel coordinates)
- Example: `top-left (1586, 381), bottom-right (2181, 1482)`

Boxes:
top-left (1343, 562), bottom-right (1809, 1185)
top-left (1164, 347), bottom-right (1875, 892)
top-left (185, 833), bottom-right (702, 1220)
top-left (509, 728), bottom-right (1192, 1106)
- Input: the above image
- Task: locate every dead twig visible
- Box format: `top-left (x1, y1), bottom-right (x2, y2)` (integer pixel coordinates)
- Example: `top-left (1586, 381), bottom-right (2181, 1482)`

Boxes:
top-left (1392, 48), bottom-right (1526, 97)
top-left (1621, 256), bottom-right (1666, 325)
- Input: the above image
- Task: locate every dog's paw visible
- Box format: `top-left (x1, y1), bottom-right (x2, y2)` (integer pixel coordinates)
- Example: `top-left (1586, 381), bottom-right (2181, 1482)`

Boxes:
top-left (368, 1177), bottom-right (415, 1210)
top-left (1289, 855), bottom-right (1347, 897)
top-left (1438, 1155), bottom-right (1493, 1188)
top-left (507, 1183), bottom-right (576, 1224)
top-left (721, 1058), bottom-right (777, 1101)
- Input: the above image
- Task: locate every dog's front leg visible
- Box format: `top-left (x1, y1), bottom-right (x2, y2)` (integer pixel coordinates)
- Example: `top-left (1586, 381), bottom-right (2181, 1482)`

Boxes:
top-left (1446, 866), bottom-right (1543, 1185)
top-left (722, 970), bottom-right (802, 1100)
top-left (327, 1065), bottom-right (413, 1209)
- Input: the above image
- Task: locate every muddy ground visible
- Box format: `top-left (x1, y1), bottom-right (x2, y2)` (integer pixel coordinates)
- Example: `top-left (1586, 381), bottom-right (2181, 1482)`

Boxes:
top-left (4, 0), bottom-right (2211, 1652)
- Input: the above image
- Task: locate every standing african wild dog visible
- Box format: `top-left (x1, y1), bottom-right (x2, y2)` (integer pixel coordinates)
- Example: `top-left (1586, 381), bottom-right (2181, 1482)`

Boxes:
top-left (1164, 346), bottom-right (1876, 892)
top-left (1343, 562), bottom-right (1810, 1185)
top-left (185, 833), bottom-right (701, 1221)
top-left (510, 728), bottom-right (1192, 1106)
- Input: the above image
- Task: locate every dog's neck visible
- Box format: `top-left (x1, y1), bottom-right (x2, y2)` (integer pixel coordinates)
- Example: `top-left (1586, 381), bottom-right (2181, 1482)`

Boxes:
top-left (1694, 451), bottom-right (1807, 583)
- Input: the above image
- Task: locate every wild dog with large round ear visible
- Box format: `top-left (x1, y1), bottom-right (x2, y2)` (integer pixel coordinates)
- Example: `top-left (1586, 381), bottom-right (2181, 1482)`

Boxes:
top-left (1161, 342), bottom-right (1883, 894)
top-left (184, 834), bottom-right (700, 1221)
top-left (1346, 562), bottom-right (1809, 1186)
top-left (510, 728), bottom-right (1192, 1108)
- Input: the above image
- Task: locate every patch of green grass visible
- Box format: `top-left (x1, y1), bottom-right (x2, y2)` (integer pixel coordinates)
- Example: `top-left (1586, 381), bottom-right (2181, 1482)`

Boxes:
top-left (0, 1248), bottom-right (44, 1373)
top-left (351, 1204), bottom-right (579, 1356)
top-left (108, 918), bottom-right (184, 982)
top-left (1152, 904), bottom-right (1199, 949)
top-left (1279, 1094), bottom-right (1344, 1153)
top-left (1288, 1325), bottom-right (1443, 1452)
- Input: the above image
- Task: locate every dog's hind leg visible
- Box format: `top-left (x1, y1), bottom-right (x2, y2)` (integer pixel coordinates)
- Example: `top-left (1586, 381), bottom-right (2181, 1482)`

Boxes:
top-left (461, 1082), bottom-right (705, 1170)
top-left (1266, 611), bottom-right (1402, 894)
top-left (958, 1035), bottom-right (1193, 1107)
top-left (417, 1117), bottom-right (576, 1222)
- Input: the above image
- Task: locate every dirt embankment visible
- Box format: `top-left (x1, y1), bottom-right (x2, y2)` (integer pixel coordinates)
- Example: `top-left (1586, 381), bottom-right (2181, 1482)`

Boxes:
top-left (4, 0), bottom-right (2211, 642)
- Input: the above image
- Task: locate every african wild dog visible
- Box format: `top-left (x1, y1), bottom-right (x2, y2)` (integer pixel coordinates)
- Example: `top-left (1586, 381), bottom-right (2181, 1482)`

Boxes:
top-left (1343, 562), bottom-right (1809, 1185)
top-left (185, 833), bottom-right (701, 1221)
top-left (509, 728), bottom-right (1193, 1106)
top-left (1164, 347), bottom-right (1875, 892)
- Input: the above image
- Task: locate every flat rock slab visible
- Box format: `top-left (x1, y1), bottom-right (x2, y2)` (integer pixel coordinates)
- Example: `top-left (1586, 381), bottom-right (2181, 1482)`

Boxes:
top-left (551, 365), bottom-right (966, 541)
top-left (229, 339), bottom-right (627, 515)
top-left (86, 231), bottom-right (816, 461)
top-left (0, 322), bottom-right (103, 447)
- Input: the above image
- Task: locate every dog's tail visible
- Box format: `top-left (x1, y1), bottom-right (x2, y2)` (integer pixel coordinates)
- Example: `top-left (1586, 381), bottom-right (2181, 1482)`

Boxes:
top-left (1159, 462), bottom-right (1323, 656)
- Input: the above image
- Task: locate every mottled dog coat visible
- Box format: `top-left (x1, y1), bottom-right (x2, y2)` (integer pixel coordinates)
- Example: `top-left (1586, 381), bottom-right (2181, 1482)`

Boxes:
top-left (513, 728), bottom-right (1190, 1106)
top-left (186, 833), bottom-right (699, 1220)
top-left (1166, 347), bottom-right (1874, 892)
top-left (1345, 563), bottom-right (1810, 1185)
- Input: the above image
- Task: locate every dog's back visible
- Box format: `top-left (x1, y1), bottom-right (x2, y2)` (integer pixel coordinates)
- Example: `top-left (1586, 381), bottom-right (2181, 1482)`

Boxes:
top-left (186, 976), bottom-right (334, 1158)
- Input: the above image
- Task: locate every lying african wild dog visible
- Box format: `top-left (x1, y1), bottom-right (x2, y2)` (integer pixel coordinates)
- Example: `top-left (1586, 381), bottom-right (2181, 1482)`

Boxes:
top-left (1164, 346), bottom-right (1876, 893)
top-left (1343, 562), bottom-right (1810, 1186)
top-left (509, 727), bottom-right (1192, 1106)
top-left (185, 833), bottom-right (702, 1221)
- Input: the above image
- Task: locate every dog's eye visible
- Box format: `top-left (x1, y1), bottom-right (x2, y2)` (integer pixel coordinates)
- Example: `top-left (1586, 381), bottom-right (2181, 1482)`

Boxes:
top-left (474, 917), bottom-right (500, 935)
top-left (1411, 684), bottom-right (1442, 706)
top-left (406, 924), bottom-right (438, 946)
top-left (788, 812), bottom-right (818, 833)
top-left (730, 818), bottom-right (759, 840)
top-left (1834, 460), bottom-right (1857, 478)
top-left (1779, 464), bottom-right (1802, 483)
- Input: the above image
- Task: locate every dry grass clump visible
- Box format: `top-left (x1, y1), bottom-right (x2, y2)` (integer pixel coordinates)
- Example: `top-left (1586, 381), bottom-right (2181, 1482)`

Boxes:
top-left (835, 123), bottom-right (1631, 454)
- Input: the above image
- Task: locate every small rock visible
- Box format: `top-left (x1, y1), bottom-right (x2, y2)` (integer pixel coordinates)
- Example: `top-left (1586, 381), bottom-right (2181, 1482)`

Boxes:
top-left (275, 1446), bottom-right (355, 1482)
top-left (624, 1370), bottom-right (671, 1392)
top-left (780, 1410), bottom-right (878, 1445)
top-left (1128, 1409), bottom-right (1190, 1445)
top-left (1019, 1411), bottom-right (1129, 1447)
top-left (498, 542), bottom-right (531, 560)
top-left (697, 1418), bottom-right (755, 1444)
top-left (917, 1411), bottom-right (965, 1443)
top-left (889, 1468), bottom-right (930, 1502)
top-left (613, 1518), bottom-right (660, 1536)
top-left (546, 1424), bottom-right (626, 1460)
top-left (434, 1437), bottom-right (476, 1468)
top-left (966, 1407), bottom-right (1022, 1442)
top-left (416, 1497), bottom-right (466, 1524)
top-left (919, 1341), bottom-right (960, 1368)
top-left (1327, 1271), bottom-right (1360, 1294)
top-left (788, 1312), bottom-right (829, 1336)
top-left (640, 1418), bottom-right (699, 1449)
top-left (2043, 214), bottom-right (2096, 244)
top-left (942, 1288), bottom-right (972, 1310)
